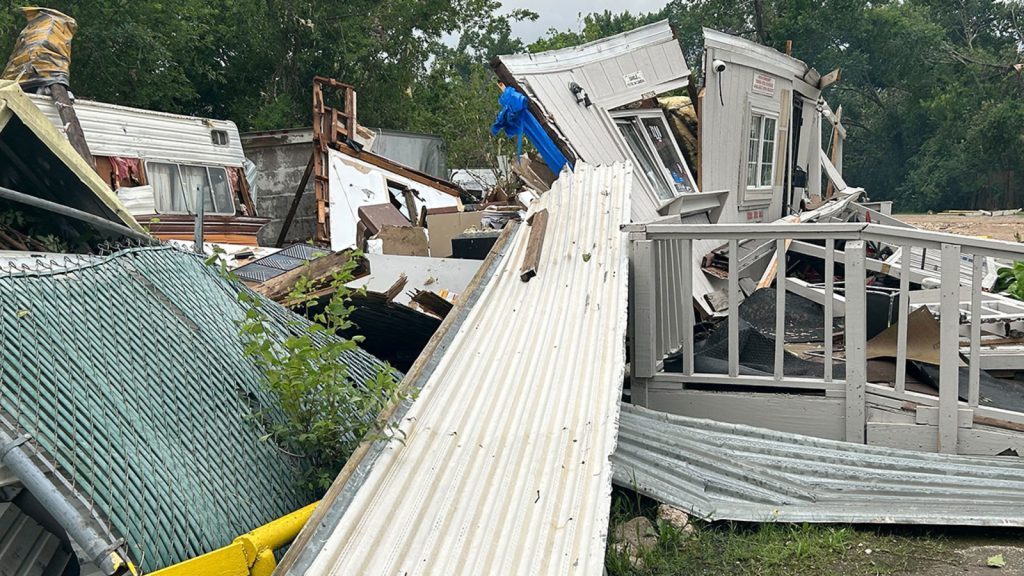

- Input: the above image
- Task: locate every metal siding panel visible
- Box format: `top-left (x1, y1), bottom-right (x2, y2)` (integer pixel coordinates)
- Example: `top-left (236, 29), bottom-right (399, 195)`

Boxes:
top-left (614, 403), bottom-right (1024, 526)
top-left (27, 94), bottom-right (245, 167)
top-left (291, 163), bottom-right (632, 575)
top-left (0, 502), bottom-right (64, 576)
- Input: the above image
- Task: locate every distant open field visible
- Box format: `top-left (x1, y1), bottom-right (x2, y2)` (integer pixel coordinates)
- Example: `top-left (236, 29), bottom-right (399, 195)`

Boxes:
top-left (895, 214), bottom-right (1024, 243)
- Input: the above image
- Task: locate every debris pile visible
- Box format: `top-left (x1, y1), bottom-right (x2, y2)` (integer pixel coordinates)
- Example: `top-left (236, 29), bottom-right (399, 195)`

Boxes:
top-left (2, 10), bottom-right (1024, 576)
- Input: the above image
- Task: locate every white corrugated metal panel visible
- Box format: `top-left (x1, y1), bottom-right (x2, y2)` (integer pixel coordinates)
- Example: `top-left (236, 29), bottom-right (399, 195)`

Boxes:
top-left (615, 403), bottom-right (1024, 526)
top-left (27, 94), bottom-right (245, 166)
top-left (0, 502), bottom-right (68, 575)
top-left (283, 163), bottom-right (631, 575)
top-left (497, 20), bottom-right (690, 222)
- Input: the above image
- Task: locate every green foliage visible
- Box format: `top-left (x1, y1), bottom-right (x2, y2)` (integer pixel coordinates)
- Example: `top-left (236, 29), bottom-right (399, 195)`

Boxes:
top-left (994, 261), bottom-right (1024, 300)
top-left (605, 491), bottom-right (947, 576)
top-left (3, 1), bottom-right (1022, 210)
top-left (529, 10), bottom-right (667, 53)
top-left (235, 254), bottom-right (408, 494)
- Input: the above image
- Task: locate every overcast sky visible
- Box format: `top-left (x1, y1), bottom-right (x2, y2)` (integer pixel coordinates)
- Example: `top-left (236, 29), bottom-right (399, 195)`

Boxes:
top-left (503, 0), bottom-right (669, 43)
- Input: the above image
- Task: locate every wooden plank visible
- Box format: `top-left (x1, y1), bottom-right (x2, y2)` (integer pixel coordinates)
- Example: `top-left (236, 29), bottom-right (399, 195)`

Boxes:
top-left (49, 83), bottom-right (95, 169)
top-left (787, 277), bottom-right (846, 314)
top-left (915, 407), bottom-right (973, 428)
top-left (253, 249), bottom-right (359, 302)
top-left (631, 241), bottom-right (657, 381)
top-left (728, 238), bottom-right (739, 378)
top-left (974, 415), bottom-right (1024, 433)
top-left (938, 243), bottom-right (961, 454)
top-left (519, 209), bottom-right (549, 282)
top-left (276, 151), bottom-right (315, 247)
top-left (774, 238), bottom-right (786, 381)
top-left (969, 257), bottom-right (983, 407)
top-left (895, 244), bottom-right (911, 394)
top-left (844, 240), bottom-right (866, 443)
top-left (824, 105), bottom-right (842, 200)
top-left (653, 372), bottom-right (844, 392)
top-left (648, 389), bottom-right (847, 440)
top-left (824, 238), bottom-right (835, 382)
top-left (680, 238), bottom-right (694, 376)
top-left (807, 107), bottom-right (822, 203)
top-left (819, 68), bottom-right (842, 90)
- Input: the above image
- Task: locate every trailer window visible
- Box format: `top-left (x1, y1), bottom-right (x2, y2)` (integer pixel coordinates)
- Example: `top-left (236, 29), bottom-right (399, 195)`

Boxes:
top-left (617, 120), bottom-right (674, 200)
top-left (747, 112), bottom-right (777, 189)
top-left (611, 109), bottom-right (699, 202)
top-left (148, 161), bottom-right (235, 215)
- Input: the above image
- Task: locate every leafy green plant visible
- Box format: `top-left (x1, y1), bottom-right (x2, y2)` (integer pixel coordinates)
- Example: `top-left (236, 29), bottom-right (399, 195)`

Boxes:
top-left (994, 262), bottom-right (1024, 301)
top-left (226, 251), bottom-right (409, 494)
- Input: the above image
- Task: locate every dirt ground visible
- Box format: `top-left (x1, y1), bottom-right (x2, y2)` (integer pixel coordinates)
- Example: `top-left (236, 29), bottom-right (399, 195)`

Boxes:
top-left (895, 213), bottom-right (1024, 243)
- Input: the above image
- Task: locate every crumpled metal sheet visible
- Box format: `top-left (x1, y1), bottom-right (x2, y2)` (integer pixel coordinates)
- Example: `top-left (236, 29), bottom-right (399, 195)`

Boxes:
top-left (279, 162), bottom-right (632, 575)
top-left (614, 403), bottom-right (1024, 526)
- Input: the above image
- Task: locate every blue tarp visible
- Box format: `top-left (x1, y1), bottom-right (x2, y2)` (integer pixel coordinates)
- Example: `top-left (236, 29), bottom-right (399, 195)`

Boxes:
top-left (491, 86), bottom-right (571, 175)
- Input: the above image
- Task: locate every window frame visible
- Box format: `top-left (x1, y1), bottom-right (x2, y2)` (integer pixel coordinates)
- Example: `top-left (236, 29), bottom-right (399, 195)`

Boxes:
top-left (610, 108), bottom-right (699, 205)
top-left (145, 160), bottom-right (236, 216)
top-left (210, 130), bottom-right (229, 146)
top-left (745, 109), bottom-right (779, 191)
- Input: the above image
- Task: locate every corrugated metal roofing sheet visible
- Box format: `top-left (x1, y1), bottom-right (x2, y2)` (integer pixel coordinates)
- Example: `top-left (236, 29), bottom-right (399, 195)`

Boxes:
top-left (27, 92), bottom-right (246, 167)
top-left (497, 21), bottom-right (689, 222)
top-left (614, 403), bottom-right (1024, 526)
top-left (234, 243), bottom-right (326, 283)
top-left (0, 502), bottom-right (67, 576)
top-left (278, 162), bottom-right (632, 575)
top-left (0, 246), bottom-right (391, 571)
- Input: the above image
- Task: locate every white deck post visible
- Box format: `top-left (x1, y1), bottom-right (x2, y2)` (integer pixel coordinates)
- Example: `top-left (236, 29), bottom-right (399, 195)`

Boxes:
top-left (728, 239), bottom-right (739, 378)
top-left (844, 240), bottom-right (866, 443)
top-left (631, 240), bottom-right (657, 406)
top-left (938, 243), bottom-right (961, 453)
top-left (680, 239), bottom-right (694, 376)
top-left (968, 256), bottom-right (983, 408)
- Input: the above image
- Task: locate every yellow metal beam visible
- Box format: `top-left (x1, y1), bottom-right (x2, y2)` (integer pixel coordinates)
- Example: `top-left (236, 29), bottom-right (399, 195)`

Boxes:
top-left (150, 501), bottom-right (319, 576)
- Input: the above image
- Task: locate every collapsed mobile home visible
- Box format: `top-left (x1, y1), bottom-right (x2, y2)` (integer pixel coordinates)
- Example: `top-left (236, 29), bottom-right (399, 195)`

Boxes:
top-left (3, 9), bottom-right (1024, 576)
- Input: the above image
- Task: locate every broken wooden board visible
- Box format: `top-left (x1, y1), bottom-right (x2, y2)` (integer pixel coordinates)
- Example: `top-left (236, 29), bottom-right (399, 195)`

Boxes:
top-left (520, 208), bottom-right (548, 282)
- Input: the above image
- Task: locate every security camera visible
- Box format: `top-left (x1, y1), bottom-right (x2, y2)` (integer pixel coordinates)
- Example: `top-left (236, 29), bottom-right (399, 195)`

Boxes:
top-left (712, 59), bottom-right (727, 73)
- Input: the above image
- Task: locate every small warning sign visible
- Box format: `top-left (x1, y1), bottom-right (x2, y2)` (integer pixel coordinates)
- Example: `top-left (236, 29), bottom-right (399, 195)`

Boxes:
top-left (752, 73), bottom-right (776, 96)
top-left (623, 70), bottom-right (647, 88)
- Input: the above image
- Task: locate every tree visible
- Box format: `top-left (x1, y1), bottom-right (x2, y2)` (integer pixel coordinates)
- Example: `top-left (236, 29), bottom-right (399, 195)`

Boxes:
top-left (529, 9), bottom-right (667, 53)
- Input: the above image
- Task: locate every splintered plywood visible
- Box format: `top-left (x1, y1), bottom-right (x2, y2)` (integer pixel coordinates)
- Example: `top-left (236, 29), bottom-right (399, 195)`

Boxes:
top-left (295, 163), bottom-right (632, 575)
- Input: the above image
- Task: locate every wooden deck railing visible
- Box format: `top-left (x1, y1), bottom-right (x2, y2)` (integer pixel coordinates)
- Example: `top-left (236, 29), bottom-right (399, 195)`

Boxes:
top-left (627, 221), bottom-right (1024, 453)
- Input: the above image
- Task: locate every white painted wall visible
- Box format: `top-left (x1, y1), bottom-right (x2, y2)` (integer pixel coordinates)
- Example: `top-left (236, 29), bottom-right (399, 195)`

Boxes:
top-left (701, 29), bottom-right (822, 225)
top-left (327, 150), bottom-right (461, 251)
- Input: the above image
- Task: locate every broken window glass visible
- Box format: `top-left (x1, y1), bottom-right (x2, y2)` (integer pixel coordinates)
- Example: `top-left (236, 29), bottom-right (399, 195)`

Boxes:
top-left (642, 117), bottom-right (694, 194)
top-left (617, 120), bottom-right (675, 200)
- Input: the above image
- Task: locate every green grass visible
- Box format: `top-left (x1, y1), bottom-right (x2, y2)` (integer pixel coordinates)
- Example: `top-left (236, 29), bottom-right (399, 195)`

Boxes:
top-left (605, 490), bottom-right (949, 576)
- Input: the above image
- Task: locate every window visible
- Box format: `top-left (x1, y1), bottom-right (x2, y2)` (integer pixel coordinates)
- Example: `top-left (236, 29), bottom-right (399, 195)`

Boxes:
top-left (211, 130), bottom-right (229, 146)
top-left (617, 120), bottom-right (674, 200)
top-left (147, 161), bottom-right (235, 215)
top-left (747, 112), bottom-right (778, 189)
top-left (641, 117), bottom-right (695, 195)
top-left (613, 109), bottom-right (698, 202)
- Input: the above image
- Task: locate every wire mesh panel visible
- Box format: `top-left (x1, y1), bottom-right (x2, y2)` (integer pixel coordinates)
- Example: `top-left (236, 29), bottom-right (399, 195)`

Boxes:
top-left (0, 245), bottom-right (388, 571)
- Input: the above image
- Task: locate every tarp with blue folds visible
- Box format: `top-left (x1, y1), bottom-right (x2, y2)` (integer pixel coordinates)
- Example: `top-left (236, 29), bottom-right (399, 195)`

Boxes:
top-left (491, 86), bottom-right (571, 175)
